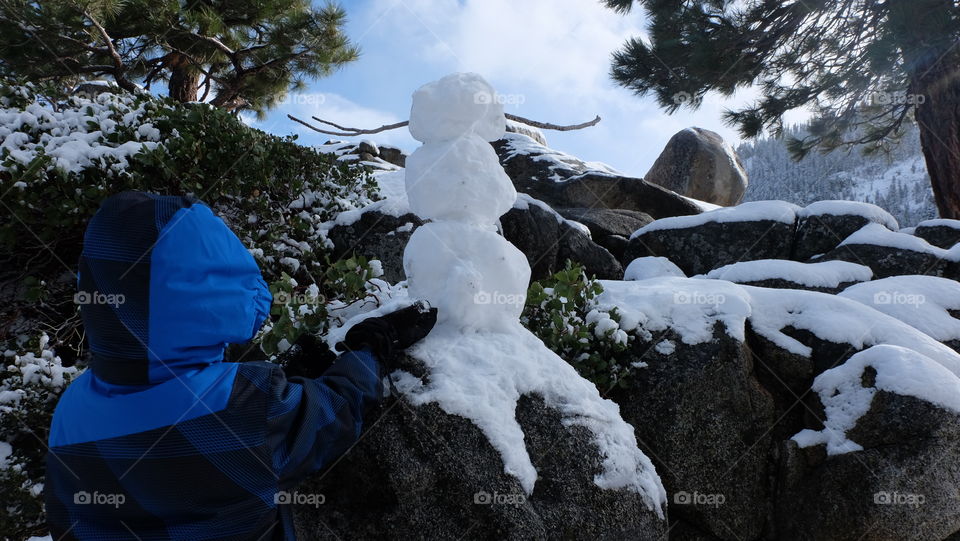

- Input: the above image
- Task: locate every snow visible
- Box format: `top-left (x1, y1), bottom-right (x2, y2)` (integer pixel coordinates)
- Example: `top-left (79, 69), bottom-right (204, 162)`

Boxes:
top-left (700, 259), bottom-right (873, 288)
top-left (0, 441), bottom-right (11, 469)
top-left (596, 278), bottom-right (752, 345)
top-left (400, 322), bottom-right (666, 513)
top-left (792, 345), bottom-right (960, 455)
top-left (839, 223), bottom-right (960, 260)
top-left (498, 132), bottom-right (622, 182)
top-left (682, 196), bottom-right (722, 212)
top-left (655, 340), bottom-right (676, 355)
top-left (630, 200), bottom-right (800, 239)
top-left (623, 257), bottom-right (686, 281)
top-left (408, 72), bottom-right (506, 143)
top-left (405, 134), bottom-right (516, 225)
top-left (404, 222), bottom-right (530, 331)
top-left (798, 200), bottom-right (899, 231)
top-left (594, 277), bottom-right (960, 378)
top-left (917, 218), bottom-right (960, 230)
top-left (839, 276), bottom-right (960, 342)
top-left (513, 193), bottom-right (591, 236)
top-left (744, 285), bottom-right (960, 377)
top-left (0, 94), bottom-right (160, 177)
top-left (395, 73), bottom-right (666, 513)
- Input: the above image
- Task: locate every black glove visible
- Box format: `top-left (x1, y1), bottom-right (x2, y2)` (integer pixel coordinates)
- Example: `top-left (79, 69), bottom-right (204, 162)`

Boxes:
top-left (278, 332), bottom-right (337, 379)
top-left (337, 302), bottom-right (438, 363)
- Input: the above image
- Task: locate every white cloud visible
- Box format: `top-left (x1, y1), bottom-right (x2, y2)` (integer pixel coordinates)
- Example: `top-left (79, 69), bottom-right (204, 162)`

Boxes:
top-left (260, 1), bottom-right (812, 175)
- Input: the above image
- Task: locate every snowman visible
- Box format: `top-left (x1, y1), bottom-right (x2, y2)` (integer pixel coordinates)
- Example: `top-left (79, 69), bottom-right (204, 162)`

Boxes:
top-left (402, 73), bottom-right (530, 332)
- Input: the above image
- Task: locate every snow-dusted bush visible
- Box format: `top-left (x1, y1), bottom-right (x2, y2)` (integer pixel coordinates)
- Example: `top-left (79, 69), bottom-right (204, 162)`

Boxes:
top-left (0, 335), bottom-right (78, 539)
top-left (521, 262), bottom-right (642, 389)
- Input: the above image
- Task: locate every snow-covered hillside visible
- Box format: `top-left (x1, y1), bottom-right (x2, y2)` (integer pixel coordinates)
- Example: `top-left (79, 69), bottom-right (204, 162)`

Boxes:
top-left (738, 123), bottom-right (937, 226)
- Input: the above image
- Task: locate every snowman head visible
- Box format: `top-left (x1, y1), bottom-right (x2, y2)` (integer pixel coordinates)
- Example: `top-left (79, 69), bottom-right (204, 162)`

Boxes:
top-left (408, 72), bottom-right (506, 143)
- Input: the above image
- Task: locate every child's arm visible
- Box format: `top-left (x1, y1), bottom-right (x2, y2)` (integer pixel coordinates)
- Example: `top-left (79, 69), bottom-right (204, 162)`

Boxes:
top-left (267, 349), bottom-right (382, 485)
top-left (267, 304), bottom-right (437, 485)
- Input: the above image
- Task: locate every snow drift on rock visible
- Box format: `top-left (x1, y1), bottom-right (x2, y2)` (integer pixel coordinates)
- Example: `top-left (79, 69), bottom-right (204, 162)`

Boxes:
top-left (792, 344), bottom-right (960, 454)
top-left (701, 259), bottom-right (873, 288)
top-left (630, 200), bottom-right (800, 239)
top-left (839, 276), bottom-right (960, 343)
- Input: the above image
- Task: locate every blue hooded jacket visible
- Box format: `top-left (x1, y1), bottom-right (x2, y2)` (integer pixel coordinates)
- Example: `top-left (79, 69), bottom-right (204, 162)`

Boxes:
top-left (45, 192), bottom-right (382, 540)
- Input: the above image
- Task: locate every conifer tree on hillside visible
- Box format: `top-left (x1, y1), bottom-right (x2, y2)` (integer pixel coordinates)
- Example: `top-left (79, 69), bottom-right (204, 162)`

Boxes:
top-left (0, 0), bottom-right (358, 116)
top-left (604, 0), bottom-right (960, 219)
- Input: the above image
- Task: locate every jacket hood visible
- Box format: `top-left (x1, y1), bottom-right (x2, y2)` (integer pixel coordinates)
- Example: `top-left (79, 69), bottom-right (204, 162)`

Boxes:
top-left (78, 191), bottom-right (271, 386)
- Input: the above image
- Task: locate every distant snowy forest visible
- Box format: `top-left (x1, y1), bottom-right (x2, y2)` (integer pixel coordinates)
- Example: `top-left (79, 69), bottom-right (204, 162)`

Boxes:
top-left (738, 123), bottom-right (938, 227)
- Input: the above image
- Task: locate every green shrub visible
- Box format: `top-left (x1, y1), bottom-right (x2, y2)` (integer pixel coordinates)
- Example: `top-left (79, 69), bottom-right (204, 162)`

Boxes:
top-left (521, 262), bottom-right (645, 390)
top-left (0, 335), bottom-right (79, 539)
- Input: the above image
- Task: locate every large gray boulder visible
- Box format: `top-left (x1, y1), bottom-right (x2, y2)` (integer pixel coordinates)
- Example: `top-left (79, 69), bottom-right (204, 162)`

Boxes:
top-left (292, 355), bottom-right (668, 540)
top-left (915, 219), bottom-right (960, 249)
top-left (777, 347), bottom-right (960, 541)
top-left (325, 207), bottom-right (423, 283)
top-left (556, 208), bottom-right (653, 264)
top-left (500, 197), bottom-right (623, 280)
top-left (328, 196), bottom-right (623, 283)
top-left (793, 201), bottom-right (899, 261)
top-left (818, 223), bottom-right (956, 279)
top-left (625, 201), bottom-right (800, 276)
top-left (610, 324), bottom-right (776, 540)
top-left (643, 128), bottom-right (748, 207)
top-left (492, 133), bottom-right (702, 220)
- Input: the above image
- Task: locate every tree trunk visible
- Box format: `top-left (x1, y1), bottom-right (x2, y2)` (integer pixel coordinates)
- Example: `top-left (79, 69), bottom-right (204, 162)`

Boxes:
top-left (890, 0), bottom-right (960, 219)
top-left (167, 53), bottom-right (199, 103)
top-left (913, 60), bottom-right (960, 220)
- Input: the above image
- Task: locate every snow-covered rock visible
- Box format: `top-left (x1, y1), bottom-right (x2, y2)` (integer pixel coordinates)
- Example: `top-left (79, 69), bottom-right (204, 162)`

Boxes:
top-left (492, 132), bottom-right (704, 219)
top-left (914, 218), bottom-right (960, 249)
top-left (623, 257), bottom-right (686, 281)
top-left (777, 345), bottom-right (960, 540)
top-left (293, 349), bottom-right (668, 539)
top-left (643, 127), bottom-right (749, 206)
top-left (701, 259), bottom-right (873, 292)
top-left (794, 200), bottom-right (899, 260)
top-left (840, 275), bottom-right (960, 350)
top-left (820, 222), bottom-right (960, 279)
top-left (555, 207), bottom-right (653, 263)
top-left (501, 196), bottom-right (622, 280)
top-left (626, 201), bottom-right (801, 276)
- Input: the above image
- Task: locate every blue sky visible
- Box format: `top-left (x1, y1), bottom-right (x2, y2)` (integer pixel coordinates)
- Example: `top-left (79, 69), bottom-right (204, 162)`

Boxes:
top-left (247, 0), bottom-right (785, 178)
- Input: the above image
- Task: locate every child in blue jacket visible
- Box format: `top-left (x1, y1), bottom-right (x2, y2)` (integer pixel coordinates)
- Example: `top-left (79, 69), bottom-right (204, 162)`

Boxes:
top-left (44, 191), bottom-right (435, 540)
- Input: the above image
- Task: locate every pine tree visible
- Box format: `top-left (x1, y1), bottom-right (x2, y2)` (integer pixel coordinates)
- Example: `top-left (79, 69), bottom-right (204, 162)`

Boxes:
top-left (0, 0), bottom-right (358, 116)
top-left (604, 0), bottom-right (960, 219)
